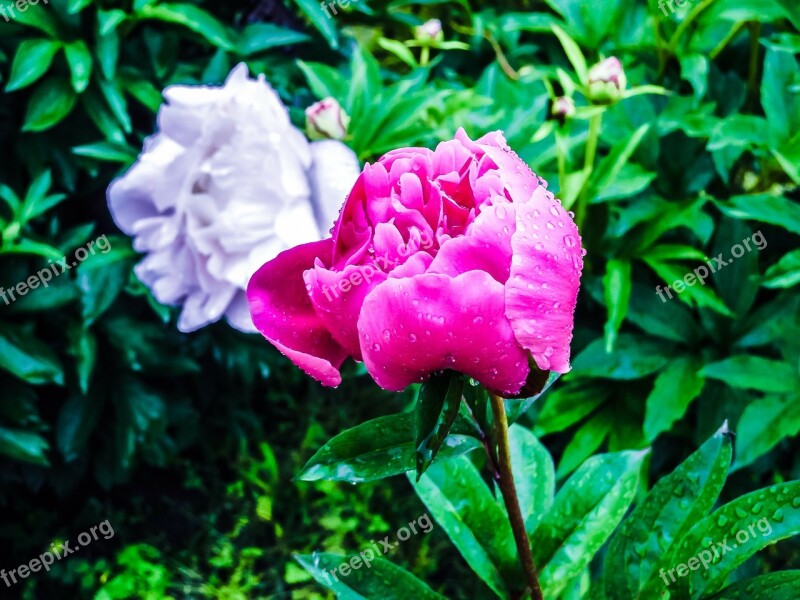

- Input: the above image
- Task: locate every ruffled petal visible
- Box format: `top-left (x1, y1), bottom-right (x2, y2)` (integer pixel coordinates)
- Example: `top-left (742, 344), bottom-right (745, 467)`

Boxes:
top-left (505, 187), bottom-right (583, 373)
top-left (357, 272), bottom-right (529, 394)
top-left (248, 239), bottom-right (347, 386)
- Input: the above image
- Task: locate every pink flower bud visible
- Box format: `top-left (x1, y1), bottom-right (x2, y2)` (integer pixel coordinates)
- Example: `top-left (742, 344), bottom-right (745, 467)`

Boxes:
top-left (415, 19), bottom-right (443, 42)
top-left (551, 96), bottom-right (576, 119)
top-left (587, 57), bottom-right (627, 104)
top-left (305, 97), bottom-right (350, 141)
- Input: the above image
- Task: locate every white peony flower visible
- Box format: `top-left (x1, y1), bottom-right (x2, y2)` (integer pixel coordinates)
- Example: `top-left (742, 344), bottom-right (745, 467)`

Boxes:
top-left (108, 64), bottom-right (361, 333)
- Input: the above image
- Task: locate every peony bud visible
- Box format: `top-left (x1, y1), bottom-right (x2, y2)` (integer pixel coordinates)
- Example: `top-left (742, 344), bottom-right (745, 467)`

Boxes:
top-left (415, 19), bottom-right (443, 42)
top-left (587, 57), bottom-right (627, 104)
top-left (551, 96), bottom-right (576, 120)
top-left (305, 97), bottom-right (350, 141)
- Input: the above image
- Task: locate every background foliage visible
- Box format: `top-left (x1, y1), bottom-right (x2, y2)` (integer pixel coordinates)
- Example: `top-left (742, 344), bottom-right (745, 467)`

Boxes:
top-left (0, 0), bottom-right (798, 597)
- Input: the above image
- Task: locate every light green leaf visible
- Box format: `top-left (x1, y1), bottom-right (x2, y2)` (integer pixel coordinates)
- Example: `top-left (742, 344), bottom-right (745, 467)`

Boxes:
top-left (139, 3), bottom-right (234, 50)
top-left (733, 394), bottom-right (800, 470)
top-left (716, 193), bottom-right (800, 236)
top-left (0, 427), bottom-right (50, 466)
top-left (0, 324), bottom-right (64, 386)
top-left (551, 24), bottom-right (588, 83)
top-left (603, 259), bottom-right (631, 352)
top-left (292, 0), bottom-right (340, 49)
top-left (700, 355), bottom-right (798, 393)
top-left (508, 424), bottom-right (555, 535)
top-left (64, 40), bottom-right (93, 93)
top-left (706, 571), bottom-right (800, 599)
top-left (22, 78), bottom-right (78, 132)
top-left (764, 249), bottom-right (800, 289)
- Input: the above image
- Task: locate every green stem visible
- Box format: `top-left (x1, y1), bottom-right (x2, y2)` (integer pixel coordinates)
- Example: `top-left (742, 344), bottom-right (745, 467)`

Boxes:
top-left (420, 46), bottom-right (430, 67)
top-left (490, 394), bottom-right (544, 600)
top-left (575, 111), bottom-right (602, 232)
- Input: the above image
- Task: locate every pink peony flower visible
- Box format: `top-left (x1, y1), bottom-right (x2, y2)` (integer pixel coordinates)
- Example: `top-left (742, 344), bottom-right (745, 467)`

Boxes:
top-left (247, 129), bottom-right (584, 395)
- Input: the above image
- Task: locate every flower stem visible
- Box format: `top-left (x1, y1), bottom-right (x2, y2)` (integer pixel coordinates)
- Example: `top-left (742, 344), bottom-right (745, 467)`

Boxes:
top-left (575, 111), bottom-right (602, 232)
top-left (490, 394), bottom-right (544, 600)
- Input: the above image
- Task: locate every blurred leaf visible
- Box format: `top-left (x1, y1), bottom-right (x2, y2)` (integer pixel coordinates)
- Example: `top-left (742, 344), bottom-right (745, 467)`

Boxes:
top-left (5, 39), bottom-right (62, 92)
top-left (64, 40), bottom-right (93, 93)
top-left (237, 23), bottom-right (310, 55)
top-left (706, 571), bottom-right (800, 599)
top-left (764, 249), bottom-right (800, 288)
top-left (0, 427), bottom-right (50, 466)
top-left (550, 24), bottom-right (587, 83)
top-left (22, 78), bottom-right (78, 132)
top-left (700, 355), bottom-right (798, 393)
top-left (292, 0), bottom-right (340, 49)
top-left (555, 410), bottom-right (613, 479)
top-left (139, 3), bottom-right (234, 50)
top-left (644, 355), bottom-right (705, 441)
top-left (0, 324), bottom-right (64, 385)
top-left (733, 394), bottom-right (800, 469)
top-left (571, 334), bottom-right (672, 380)
top-left (603, 259), bottom-right (631, 352)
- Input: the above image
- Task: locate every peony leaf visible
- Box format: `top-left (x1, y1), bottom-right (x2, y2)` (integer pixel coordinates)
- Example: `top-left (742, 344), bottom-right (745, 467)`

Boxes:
top-left (508, 424), bottom-right (555, 535)
top-left (409, 455), bottom-right (517, 599)
top-left (699, 355), bottom-right (799, 394)
top-left (533, 450), bottom-right (646, 598)
top-left (608, 423), bottom-right (731, 599)
top-left (414, 371), bottom-right (464, 479)
top-left (644, 355), bottom-right (705, 442)
top-left (296, 412), bottom-right (479, 483)
top-left (22, 78), bottom-right (77, 132)
top-left (5, 39), bottom-right (62, 93)
top-left (705, 571), bottom-right (800, 599)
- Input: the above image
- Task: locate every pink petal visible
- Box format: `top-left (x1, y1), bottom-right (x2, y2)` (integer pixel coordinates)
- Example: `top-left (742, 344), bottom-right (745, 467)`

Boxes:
top-left (506, 187), bottom-right (584, 373)
top-left (357, 272), bottom-right (529, 394)
top-left (247, 239), bottom-right (348, 386)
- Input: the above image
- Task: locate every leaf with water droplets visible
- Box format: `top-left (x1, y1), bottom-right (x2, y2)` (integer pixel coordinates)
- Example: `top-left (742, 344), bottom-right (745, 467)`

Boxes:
top-left (415, 371), bottom-right (465, 479)
top-left (666, 480), bottom-right (800, 598)
top-left (705, 571), bottom-right (800, 599)
top-left (508, 424), bottom-right (555, 535)
top-left (409, 455), bottom-right (518, 599)
top-left (294, 552), bottom-right (444, 599)
top-left (532, 450), bottom-right (647, 598)
top-left (296, 412), bottom-right (479, 483)
top-left (608, 423), bottom-right (732, 600)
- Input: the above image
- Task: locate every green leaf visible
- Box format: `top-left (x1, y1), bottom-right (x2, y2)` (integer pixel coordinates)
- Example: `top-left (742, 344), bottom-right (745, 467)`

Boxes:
top-left (716, 193), bottom-right (800, 236)
top-left (72, 141), bottom-right (137, 164)
top-left (5, 39), bottom-right (62, 92)
top-left (588, 125), bottom-right (651, 201)
top-left (603, 259), bottom-right (631, 352)
top-left (733, 394), bottom-right (800, 470)
top-left (533, 450), bottom-right (646, 598)
top-left (668, 480), bottom-right (800, 597)
top-left (415, 371), bottom-right (464, 478)
top-left (296, 412), bottom-right (479, 483)
top-left (377, 37), bottom-right (417, 68)
top-left (571, 333), bottom-right (673, 380)
top-left (644, 258), bottom-right (735, 317)
top-left (292, 0), bottom-right (340, 49)
top-left (57, 393), bottom-right (102, 462)
top-left (68, 0), bottom-right (94, 14)
top-left (611, 424), bottom-right (732, 599)
top-left (0, 427), bottom-right (50, 466)
top-left (76, 254), bottom-right (131, 325)
top-left (534, 382), bottom-right (607, 436)
top-left (700, 355), bottom-right (798, 394)
top-left (410, 455), bottom-right (517, 599)
top-left (0, 324), bottom-right (64, 385)
top-left (294, 552), bottom-right (443, 599)
top-left (139, 4), bottom-right (234, 50)
top-left (237, 23), bottom-right (310, 55)
top-left (64, 40), bottom-right (93, 93)
top-left (22, 78), bottom-right (78, 132)
top-left (555, 410), bottom-right (612, 479)
top-left (644, 356), bottom-right (705, 442)
top-left (761, 47), bottom-right (800, 145)
top-left (97, 77), bottom-right (132, 133)
top-left (641, 244), bottom-right (708, 262)
top-left (764, 249), bottom-right (800, 289)
top-left (297, 60), bottom-right (347, 102)
top-left (12, 2), bottom-right (61, 36)
top-left (706, 571), bottom-right (800, 599)
top-left (508, 424), bottom-right (555, 535)
top-left (550, 24), bottom-right (588, 83)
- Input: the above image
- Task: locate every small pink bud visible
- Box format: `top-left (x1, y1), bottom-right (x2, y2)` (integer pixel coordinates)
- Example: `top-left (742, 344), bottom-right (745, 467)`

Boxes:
top-left (551, 96), bottom-right (576, 119)
top-left (305, 97), bottom-right (350, 141)
top-left (587, 57), bottom-right (627, 104)
top-left (415, 19), bottom-right (443, 42)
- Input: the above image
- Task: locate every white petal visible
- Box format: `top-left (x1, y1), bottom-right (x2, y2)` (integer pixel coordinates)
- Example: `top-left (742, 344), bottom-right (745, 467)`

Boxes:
top-left (308, 140), bottom-right (361, 232)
